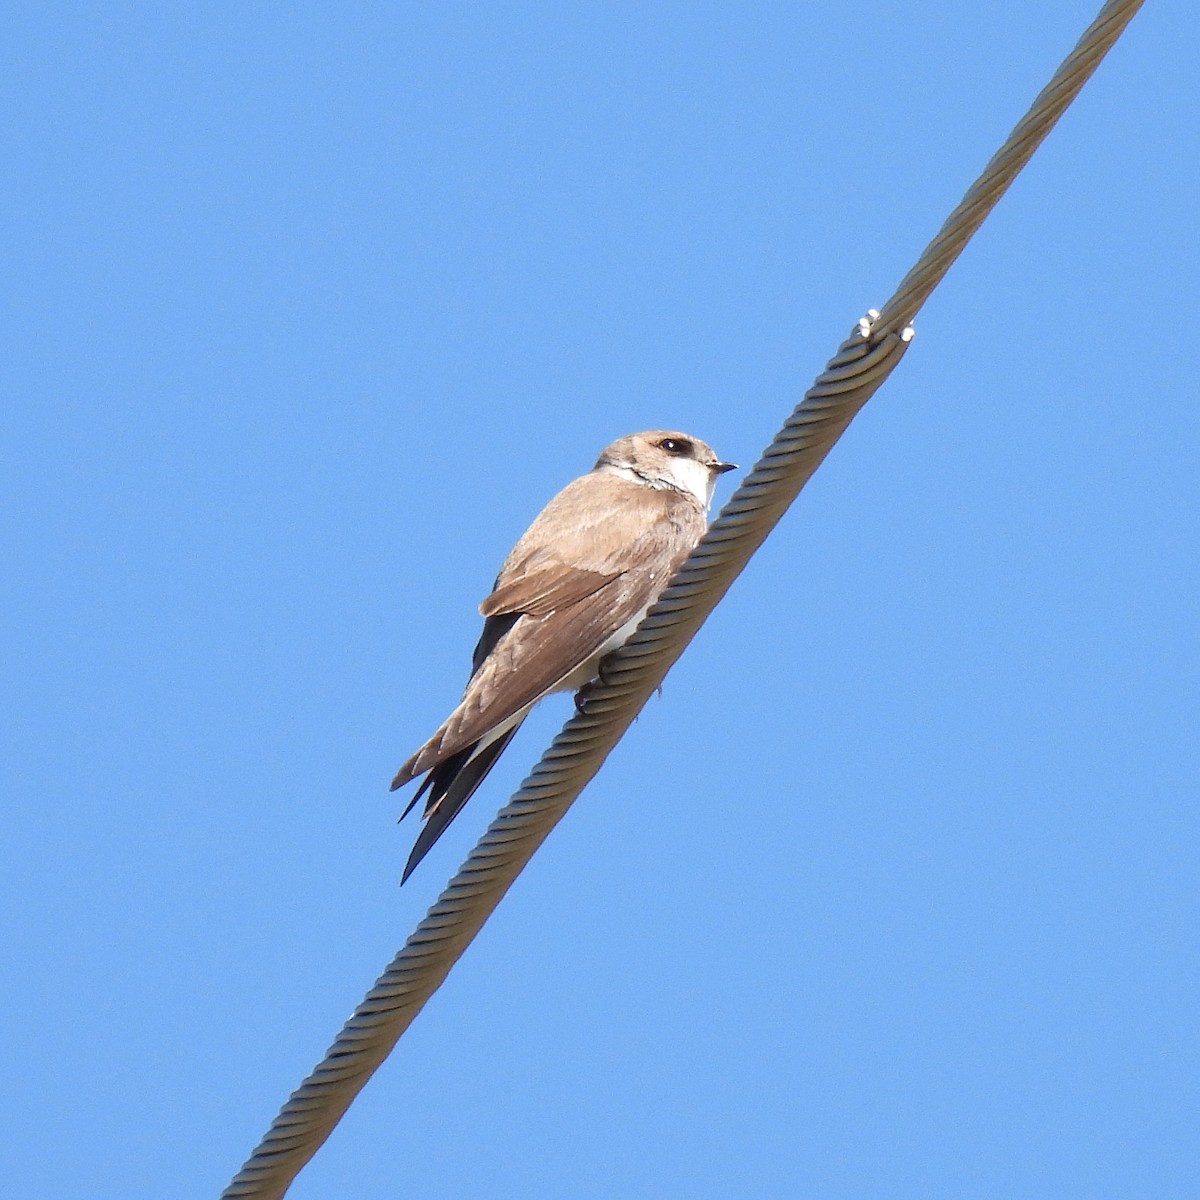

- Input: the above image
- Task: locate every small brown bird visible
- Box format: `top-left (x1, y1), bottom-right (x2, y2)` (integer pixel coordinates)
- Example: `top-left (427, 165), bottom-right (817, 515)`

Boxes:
top-left (391, 430), bottom-right (736, 882)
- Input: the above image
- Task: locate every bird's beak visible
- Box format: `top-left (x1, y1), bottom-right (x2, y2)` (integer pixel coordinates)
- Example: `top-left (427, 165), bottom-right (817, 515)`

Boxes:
top-left (712, 461), bottom-right (738, 475)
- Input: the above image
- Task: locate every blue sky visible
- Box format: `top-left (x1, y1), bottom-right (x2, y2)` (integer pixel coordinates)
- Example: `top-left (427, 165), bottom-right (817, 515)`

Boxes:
top-left (4, 4), bottom-right (1197, 1197)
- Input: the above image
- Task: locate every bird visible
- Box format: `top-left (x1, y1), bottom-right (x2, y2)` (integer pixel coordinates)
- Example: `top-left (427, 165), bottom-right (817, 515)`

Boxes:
top-left (391, 429), bottom-right (736, 883)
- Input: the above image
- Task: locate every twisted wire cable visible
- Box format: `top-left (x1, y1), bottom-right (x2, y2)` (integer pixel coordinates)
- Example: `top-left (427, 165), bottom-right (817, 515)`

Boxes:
top-left (873, 0), bottom-right (1145, 339)
top-left (221, 2), bottom-right (1145, 1195)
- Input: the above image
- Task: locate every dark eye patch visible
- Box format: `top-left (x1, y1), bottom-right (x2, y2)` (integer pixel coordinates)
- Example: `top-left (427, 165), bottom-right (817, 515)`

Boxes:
top-left (657, 437), bottom-right (692, 455)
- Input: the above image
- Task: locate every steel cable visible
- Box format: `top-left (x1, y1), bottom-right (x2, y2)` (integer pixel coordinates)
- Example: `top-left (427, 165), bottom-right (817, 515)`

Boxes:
top-left (221, 2), bottom-right (1145, 1195)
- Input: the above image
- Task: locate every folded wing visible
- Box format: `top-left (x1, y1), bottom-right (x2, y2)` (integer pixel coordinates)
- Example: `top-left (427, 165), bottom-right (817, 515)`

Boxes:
top-left (390, 470), bottom-right (707, 876)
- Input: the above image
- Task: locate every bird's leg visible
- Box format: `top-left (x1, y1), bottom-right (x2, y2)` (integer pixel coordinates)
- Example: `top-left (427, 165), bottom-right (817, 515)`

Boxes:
top-left (595, 653), bottom-right (620, 690)
top-left (574, 653), bottom-right (617, 714)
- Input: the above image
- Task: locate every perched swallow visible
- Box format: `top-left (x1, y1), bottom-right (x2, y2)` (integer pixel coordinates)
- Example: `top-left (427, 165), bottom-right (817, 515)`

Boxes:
top-left (391, 429), bottom-right (736, 882)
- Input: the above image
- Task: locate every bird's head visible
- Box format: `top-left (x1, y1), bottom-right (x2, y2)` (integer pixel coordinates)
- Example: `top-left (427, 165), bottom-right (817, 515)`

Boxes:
top-left (596, 430), bottom-right (737, 508)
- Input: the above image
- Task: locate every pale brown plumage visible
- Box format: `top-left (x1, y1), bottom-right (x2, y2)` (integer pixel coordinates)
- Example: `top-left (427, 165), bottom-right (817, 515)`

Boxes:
top-left (392, 430), bottom-right (735, 882)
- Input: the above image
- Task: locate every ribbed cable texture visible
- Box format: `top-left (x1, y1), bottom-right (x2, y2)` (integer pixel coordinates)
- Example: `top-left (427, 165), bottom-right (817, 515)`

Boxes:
top-left (221, 3), bottom-right (1145, 1196)
top-left (873, 0), bottom-right (1145, 340)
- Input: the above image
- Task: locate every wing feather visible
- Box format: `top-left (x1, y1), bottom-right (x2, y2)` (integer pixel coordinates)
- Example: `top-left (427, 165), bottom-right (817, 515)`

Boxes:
top-left (480, 564), bottom-right (615, 619)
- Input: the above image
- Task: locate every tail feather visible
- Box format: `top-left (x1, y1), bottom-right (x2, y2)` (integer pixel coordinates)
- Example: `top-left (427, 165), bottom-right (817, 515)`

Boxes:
top-left (399, 721), bottom-right (524, 884)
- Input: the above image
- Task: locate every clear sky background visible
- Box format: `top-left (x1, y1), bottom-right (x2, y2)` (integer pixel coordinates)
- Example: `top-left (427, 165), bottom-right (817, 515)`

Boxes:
top-left (4, 4), bottom-right (1197, 1198)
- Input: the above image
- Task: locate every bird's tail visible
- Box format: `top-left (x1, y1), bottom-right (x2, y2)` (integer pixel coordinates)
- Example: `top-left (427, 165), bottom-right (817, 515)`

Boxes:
top-left (398, 721), bottom-right (524, 884)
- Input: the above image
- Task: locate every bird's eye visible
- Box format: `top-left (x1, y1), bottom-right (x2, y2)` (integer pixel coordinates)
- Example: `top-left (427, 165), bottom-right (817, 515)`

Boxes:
top-left (658, 437), bottom-right (692, 455)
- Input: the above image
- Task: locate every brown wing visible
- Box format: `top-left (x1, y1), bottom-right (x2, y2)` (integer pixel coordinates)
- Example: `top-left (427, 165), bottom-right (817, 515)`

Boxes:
top-left (481, 563), bottom-right (615, 619)
top-left (391, 472), bottom-right (705, 786)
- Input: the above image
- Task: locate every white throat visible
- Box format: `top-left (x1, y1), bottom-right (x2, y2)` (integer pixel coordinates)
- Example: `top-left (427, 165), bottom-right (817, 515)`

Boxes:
top-left (601, 460), bottom-right (714, 509)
